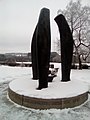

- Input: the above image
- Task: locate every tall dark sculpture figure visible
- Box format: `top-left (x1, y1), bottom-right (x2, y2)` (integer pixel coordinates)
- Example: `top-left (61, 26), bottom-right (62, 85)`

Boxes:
top-left (31, 8), bottom-right (51, 89)
top-left (31, 26), bottom-right (39, 79)
top-left (54, 14), bottom-right (73, 82)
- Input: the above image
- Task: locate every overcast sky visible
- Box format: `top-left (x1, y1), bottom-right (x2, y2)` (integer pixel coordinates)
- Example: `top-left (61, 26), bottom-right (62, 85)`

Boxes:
top-left (0, 0), bottom-right (90, 53)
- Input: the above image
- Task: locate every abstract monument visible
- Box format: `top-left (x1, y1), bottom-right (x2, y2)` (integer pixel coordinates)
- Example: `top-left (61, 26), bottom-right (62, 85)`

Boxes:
top-left (8, 9), bottom-right (88, 110)
top-left (31, 8), bottom-right (51, 89)
top-left (54, 14), bottom-right (73, 82)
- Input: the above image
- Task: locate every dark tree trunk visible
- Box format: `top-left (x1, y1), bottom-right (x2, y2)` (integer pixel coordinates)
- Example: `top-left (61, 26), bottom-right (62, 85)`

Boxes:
top-left (78, 55), bottom-right (82, 70)
top-left (54, 14), bottom-right (73, 82)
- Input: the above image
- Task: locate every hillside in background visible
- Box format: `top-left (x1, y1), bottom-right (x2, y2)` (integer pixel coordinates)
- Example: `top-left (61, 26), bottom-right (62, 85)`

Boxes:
top-left (0, 52), bottom-right (61, 63)
top-left (0, 52), bottom-right (90, 64)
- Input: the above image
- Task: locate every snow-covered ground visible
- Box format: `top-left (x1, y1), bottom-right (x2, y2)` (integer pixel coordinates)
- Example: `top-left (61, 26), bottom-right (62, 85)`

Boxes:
top-left (0, 63), bottom-right (90, 120)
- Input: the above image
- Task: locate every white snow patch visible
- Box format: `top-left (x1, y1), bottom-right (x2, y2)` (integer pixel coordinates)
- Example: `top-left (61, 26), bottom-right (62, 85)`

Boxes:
top-left (0, 63), bottom-right (89, 99)
top-left (0, 65), bottom-right (32, 83)
top-left (9, 73), bottom-right (88, 99)
top-left (0, 63), bottom-right (90, 120)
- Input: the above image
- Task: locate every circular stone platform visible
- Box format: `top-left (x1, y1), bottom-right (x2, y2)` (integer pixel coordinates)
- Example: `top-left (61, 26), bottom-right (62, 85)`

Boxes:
top-left (8, 77), bottom-right (89, 109)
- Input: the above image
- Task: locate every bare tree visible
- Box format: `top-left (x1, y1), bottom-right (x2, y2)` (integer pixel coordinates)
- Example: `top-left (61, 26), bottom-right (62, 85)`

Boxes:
top-left (54, 37), bottom-right (60, 54)
top-left (57, 0), bottom-right (90, 69)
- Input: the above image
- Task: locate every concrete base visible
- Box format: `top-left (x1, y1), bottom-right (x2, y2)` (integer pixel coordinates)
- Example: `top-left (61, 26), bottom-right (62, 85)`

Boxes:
top-left (8, 78), bottom-right (88, 109)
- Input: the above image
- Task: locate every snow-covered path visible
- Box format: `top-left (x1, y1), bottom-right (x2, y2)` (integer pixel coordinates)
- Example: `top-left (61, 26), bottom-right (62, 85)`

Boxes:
top-left (0, 64), bottom-right (90, 120)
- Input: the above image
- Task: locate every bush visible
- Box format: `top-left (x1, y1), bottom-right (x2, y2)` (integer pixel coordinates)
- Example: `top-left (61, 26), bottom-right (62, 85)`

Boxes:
top-left (7, 63), bottom-right (20, 67)
top-left (71, 64), bottom-right (77, 69)
top-left (82, 64), bottom-right (88, 69)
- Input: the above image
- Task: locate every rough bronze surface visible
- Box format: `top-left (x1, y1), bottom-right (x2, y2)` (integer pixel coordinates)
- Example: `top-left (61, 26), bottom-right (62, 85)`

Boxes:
top-left (54, 14), bottom-right (73, 82)
top-left (31, 26), bottom-right (39, 79)
top-left (31, 8), bottom-right (51, 89)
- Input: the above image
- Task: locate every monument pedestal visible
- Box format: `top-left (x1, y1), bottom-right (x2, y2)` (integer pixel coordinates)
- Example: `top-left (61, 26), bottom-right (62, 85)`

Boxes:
top-left (8, 77), bottom-right (88, 109)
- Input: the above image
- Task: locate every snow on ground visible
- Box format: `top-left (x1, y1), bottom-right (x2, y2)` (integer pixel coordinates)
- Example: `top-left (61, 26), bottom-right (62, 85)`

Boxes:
top-left (0, 65), bottom-right (32, 83)
top-left (0, 63), bottom-right (90, 120)
top-left (9, 76), bottom-right (88, 99)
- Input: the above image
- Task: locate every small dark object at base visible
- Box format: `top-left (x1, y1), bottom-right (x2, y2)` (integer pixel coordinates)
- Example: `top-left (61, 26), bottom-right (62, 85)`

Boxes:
top-left (48, 75), bottom-right (57, 82)
top-left (50, 64), bottom-right (54, 68)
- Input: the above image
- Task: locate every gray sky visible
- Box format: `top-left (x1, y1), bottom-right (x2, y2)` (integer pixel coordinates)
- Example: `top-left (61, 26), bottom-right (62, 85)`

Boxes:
top-left (0, 0), bottom-right (90, 53)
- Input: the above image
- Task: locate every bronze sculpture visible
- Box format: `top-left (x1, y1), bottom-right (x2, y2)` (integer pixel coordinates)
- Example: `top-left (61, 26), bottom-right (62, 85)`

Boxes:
top-left (31, 8), bottom-right (51, 89)
top-left (54, 14), bottom-right (73, 82)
